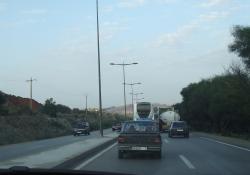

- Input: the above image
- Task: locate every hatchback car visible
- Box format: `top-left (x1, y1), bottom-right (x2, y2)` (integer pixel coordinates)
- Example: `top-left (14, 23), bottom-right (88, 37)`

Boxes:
top-left (169, 121), bottom-right (189, 138)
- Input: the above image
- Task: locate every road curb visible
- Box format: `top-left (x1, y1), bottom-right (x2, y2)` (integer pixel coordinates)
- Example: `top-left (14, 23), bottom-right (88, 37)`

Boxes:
top-left (53, 137), bottom-right (117, 169)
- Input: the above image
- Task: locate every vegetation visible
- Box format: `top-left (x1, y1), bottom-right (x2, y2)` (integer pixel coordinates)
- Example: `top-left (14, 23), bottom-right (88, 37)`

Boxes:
top-left (175, 26), bottom-right (250, 138)
top-left (0, 94), bottom-right (126, 145)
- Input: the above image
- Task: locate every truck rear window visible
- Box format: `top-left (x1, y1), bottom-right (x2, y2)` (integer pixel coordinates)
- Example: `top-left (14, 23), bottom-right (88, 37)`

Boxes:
top-left (123, 122), bottom-right (158, 133)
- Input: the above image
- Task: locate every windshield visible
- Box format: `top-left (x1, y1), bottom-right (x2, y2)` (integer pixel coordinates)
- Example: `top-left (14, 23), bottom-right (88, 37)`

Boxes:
top-left (123, 122), bottom-right (158, 133)
top-left (1, 0), bottom-right (250, 174)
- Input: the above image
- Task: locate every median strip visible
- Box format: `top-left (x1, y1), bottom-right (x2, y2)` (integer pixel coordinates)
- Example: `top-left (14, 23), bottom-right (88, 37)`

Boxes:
top-left (179, 155), bottom-right (195, 169)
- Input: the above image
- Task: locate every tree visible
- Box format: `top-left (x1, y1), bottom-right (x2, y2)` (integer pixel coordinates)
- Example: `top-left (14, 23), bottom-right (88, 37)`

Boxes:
top-left (56, 104), bottom-right (71, 114)
top-left (43, 98), bottom-right (57, 117)
top-left (0, 92), bottom-right (6, 106)
top-left (0, 92), bottom-right (7, 115)
top-left (229, 25), bottom-right (250, 69)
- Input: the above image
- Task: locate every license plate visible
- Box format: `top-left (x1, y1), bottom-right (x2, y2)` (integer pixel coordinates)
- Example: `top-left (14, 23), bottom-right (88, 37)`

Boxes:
top-left (177, 129), bottom-right (183, 132)
top-left (131, 146), bottom-right (147, 150)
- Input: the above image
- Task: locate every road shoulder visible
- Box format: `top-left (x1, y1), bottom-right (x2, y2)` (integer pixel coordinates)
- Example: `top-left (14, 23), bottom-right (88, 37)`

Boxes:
top-left (193, 132), bottom-right (250, 149)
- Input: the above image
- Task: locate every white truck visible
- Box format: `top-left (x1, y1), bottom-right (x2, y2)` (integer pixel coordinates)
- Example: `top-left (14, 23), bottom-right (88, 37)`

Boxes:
top-left (133, 102), bottom-right (154, 121)
top-left (158, 107), bottom-right (180, 132)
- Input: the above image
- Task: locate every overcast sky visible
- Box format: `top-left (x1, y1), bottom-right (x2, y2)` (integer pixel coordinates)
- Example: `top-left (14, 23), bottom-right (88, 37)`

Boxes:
top-left (0, 0), bottom-right (250, 108)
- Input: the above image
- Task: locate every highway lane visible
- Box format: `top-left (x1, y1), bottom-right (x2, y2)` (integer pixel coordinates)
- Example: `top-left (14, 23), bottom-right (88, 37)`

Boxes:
top-left (78, 133), bottom-right (250, 175)
top-left (0, 129), bottom-right (112, 162)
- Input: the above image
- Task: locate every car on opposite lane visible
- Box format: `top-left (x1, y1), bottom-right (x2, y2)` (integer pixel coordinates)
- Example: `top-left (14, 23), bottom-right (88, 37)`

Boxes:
top-left (168, 121), bottom-right (189, 138)
top-left (73, 122), bottom-right (90, 136)
top-left (117, 120), bottom-right (162, 159)
top-left (112, 122), bottom-right (122, 131)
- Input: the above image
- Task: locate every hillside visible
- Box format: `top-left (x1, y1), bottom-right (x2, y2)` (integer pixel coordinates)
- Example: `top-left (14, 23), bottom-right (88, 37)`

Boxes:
top-left (0, 91), bottom-right (42, 112)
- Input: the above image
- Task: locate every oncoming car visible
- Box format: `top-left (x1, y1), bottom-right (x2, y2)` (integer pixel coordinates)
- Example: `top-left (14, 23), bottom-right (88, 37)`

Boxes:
top-left (73, 122), bottom-right (90, 136)
top-left (112, 122), bottom-right (122, 131)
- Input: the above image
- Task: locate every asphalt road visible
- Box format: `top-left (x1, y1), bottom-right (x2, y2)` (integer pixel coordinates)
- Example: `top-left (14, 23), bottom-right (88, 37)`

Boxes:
top-left (0, 129), bottom-right (111, 162)
top-left (78, 133), bottom-right (250, 175)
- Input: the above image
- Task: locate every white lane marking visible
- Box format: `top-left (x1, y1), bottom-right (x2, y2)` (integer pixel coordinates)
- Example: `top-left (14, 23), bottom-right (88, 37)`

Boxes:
top-left (74, 143), bottom-right (117, 170)
top-left (200, 137), bottom-right (250, 152)
top-left (164, 138), bottom-right (169, 144)
top-left (179, 155), bottom-right (195, 169)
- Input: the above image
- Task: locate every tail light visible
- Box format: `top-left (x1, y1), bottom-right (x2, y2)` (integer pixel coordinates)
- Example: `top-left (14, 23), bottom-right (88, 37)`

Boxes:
top-left (154, 136), bottom-right (161, 143)
top-left (118, 136), bottom-right (126, 143)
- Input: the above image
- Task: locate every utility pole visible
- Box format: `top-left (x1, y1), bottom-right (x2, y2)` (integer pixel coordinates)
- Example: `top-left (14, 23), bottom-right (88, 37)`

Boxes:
top-left (26, 77), bottom-right (36, 111)
top-left (96, 0), bottom-right (103, 136)
top-left (85, 95), bottom-right (88, 121)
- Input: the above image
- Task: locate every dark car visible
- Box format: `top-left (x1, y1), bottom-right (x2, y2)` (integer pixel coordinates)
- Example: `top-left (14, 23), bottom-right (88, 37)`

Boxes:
top-left (112, 122), bottom-right (122, 131)
top-left (117, 120), bottom-right (162, 159)
top-left (73, 122), bottom-right (90, 136)
top-left (168, 121), bottom-right (189, 138)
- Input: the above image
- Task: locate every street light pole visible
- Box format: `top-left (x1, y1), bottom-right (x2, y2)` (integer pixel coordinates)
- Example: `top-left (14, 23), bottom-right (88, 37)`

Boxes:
top-left (96, 0), bottom-right (103, 136)
top-left (132, 92), bottom-right (144, 103)
top-left (125, 82), bottom-right (141, 116)
top-left (110, 62), bottom-right (138, 118)
top-left (85, 95), bottom-right (88, 121)
top-left (122, 62), bottom-right (126, 118)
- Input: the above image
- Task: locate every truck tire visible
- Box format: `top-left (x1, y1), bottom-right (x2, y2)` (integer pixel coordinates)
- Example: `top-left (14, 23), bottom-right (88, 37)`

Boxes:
top-left (118, 151), bottom-right (123, 159)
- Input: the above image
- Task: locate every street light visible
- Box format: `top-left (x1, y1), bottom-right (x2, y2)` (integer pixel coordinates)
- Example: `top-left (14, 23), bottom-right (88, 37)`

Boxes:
top-left (110, 62), bottom-right (138, 118)
top-left (124, 82), bottom-right (141, 116)
top-left (131, 92), bottom-right (144, 103)
top-left (96, 0), bottom-right (103, 136)
top-left (135, 97), bottom-right (145, 102)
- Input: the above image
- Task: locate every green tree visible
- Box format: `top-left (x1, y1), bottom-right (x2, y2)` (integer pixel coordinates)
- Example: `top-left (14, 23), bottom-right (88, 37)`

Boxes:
top-left (0, 92), bottom-right (6, 106)
top-left (56, 104), bottom-right (71, 114)
top-left (229, 25), bottom-right (250, 69)
top-left (43, 98), bottom-right (57, 117)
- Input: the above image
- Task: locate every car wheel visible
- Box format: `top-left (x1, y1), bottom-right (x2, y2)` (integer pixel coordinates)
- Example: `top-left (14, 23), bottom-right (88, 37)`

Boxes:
top-left (88, 132), bottom-right (90, 135)
top-left (118, 151), bottom-right (123, 159)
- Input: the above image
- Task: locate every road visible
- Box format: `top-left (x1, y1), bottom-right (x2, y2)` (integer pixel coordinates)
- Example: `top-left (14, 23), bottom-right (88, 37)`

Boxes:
top-left (77, 133), bottom-right (250, 175)
top-left (0, 129), bottom-right (111, 162)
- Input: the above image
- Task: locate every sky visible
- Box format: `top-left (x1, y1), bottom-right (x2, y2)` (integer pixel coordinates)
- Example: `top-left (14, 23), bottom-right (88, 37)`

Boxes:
top-left (0, 0), bottom-right (250, 109)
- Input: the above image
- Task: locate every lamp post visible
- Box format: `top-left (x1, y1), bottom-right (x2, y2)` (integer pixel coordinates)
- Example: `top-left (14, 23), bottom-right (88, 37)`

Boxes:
top-left (110, 62), bottom-right (138, 118)
top-left (124, 82), bottom-right (141, 116)
top-left (96, 0), bottom-right (103, 136)
top-left (132, 92), bottom-right (144, 103)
